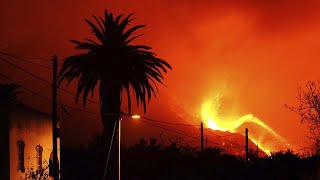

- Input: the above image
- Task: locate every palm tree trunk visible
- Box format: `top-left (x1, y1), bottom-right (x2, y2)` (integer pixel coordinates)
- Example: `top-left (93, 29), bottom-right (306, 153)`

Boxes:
top-left (0, 104), bottom-right (10, 180)
top-left (100, 82), bottom-right (121, 180)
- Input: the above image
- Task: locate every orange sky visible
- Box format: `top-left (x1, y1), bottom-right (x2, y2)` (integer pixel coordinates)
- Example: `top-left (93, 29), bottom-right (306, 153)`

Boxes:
top-left (1, 0), bottom-right (320, 151)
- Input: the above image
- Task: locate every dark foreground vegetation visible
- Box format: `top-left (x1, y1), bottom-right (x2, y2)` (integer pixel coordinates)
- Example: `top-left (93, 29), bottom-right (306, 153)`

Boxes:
top-left (63, 137), bottom-right (320, 180)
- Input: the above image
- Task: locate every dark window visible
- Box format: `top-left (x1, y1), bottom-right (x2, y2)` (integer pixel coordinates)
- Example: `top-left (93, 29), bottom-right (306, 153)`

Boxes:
top-left (36, 145), bottom-right (43, 171)
top-left (17, 140), bottom-right (25, 172)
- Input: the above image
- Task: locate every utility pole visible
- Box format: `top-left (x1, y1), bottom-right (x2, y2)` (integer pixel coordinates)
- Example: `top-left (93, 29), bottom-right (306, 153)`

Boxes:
top-left (52, 55), bottom-right (58, 180)
top-left (245, 128), bottom-right (249, 164)
top-left (200, 122), bottom-right (204, 151)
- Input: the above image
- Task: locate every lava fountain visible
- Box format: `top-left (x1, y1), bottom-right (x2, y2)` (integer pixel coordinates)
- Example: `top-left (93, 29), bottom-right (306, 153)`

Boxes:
top-left (200, 93), bottom-right (288, 155)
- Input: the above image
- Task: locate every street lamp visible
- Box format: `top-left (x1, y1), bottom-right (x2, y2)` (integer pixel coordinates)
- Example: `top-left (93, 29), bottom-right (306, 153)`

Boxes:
top-left (131, 114), bottom-right (141, 119)
top-left (103, 112), bottom-right (140, 180)
top-left (119, 113), bottom-right (140, 180)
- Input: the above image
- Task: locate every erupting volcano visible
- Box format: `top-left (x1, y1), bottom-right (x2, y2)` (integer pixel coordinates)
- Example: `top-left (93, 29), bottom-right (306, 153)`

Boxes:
top-left (200, 93), bottom-right (289, 155)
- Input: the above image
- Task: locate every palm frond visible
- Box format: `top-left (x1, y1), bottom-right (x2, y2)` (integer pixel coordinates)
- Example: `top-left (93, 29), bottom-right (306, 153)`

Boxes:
top-left (121, 25), bottom-right (145, 42)
top-left (0, 84), bottom-right (22, 104)
top-left (58, 9), bottom-right (172, 113)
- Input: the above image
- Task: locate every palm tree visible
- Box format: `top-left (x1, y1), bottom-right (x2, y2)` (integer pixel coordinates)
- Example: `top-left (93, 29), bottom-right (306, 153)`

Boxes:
top-left (0, 83), bottom-right (21, 180)
top-left (58, 9), bottom-right (171, 178)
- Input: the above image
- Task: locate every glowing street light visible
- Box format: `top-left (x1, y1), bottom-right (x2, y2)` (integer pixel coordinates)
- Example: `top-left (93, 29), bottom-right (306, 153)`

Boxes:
top-left (103, 113), bottom-right (140, 180)
top-left (131, 114), bottom-right (141, 119)
top-left (118, 113), bottom-right (140, 180)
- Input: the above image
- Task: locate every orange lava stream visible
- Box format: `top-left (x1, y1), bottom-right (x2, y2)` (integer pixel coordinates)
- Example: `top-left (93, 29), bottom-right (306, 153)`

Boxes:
top-left (200, 94), bottom-right (287, 155)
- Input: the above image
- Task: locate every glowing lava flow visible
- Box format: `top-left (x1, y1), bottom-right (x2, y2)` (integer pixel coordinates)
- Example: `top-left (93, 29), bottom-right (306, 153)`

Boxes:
top-left (200, 95), bottom-right (287, 155)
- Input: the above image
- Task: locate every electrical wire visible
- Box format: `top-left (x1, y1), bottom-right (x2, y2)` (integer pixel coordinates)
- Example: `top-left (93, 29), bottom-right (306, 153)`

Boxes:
top-left (0, 51), bottom-right (52, 70)
top-left (140, 120), bottom-right (200, 140)
top-left (204, 129), bottom-right (246, 149)
top-left (0, 56), bottom-right (101, 108)
top-left (0, 72), bottom-right (98, 115)
top-left (0, 57), bottom-right (51, 84)
top-left (57, 87), bottom-right (100, 106)
top-left (140, 116), bottom-right (199, 127)
top-left (139, 119), bottom-right (246, 150)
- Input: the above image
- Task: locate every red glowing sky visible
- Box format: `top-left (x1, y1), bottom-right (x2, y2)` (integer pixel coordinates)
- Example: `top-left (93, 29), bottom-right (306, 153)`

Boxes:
top-left (1, 0), bottom-right (320, 150)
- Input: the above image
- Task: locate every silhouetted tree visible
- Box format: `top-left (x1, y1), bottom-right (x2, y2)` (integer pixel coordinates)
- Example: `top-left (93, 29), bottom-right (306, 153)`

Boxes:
top-left (0, 83), bottom-right (21, 180)
top-left (199, 147), bottom-right (224, 159)
top-left (286, 81), bottom-right (320, 153)
top-left (270, 149), bottom-right (300, 160)
top-left (63, 135), bottom-right (320, 180)
top-left (58, 9), bottom-right (171, 179)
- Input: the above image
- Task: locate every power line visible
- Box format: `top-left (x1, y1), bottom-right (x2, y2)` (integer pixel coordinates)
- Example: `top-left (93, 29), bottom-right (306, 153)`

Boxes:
top-left (140, 116), bottom-right (199, 127)
top-left (0, 72), bottom-right (51, 100)
top-left (0, 59), bottom-right (138, 115)
top-left (126, 114), bottom-right (201, 136)
top-left (0, 72), bottom-right (98, 115)
top-left (59, 103), bottom-right (98, 115)
top-left (140, 119), bottom-right (246, 150)
top-left (58, 87), bottom-right (100, 106)
top-left (0, 47), bottom-right (51, 61)
top-left (127, 114), bottom-right (246, 151)
top-left (129, 114), bottom-right (247, 150)
top-left (140, 120), bottom-right (200, 140)
top-left (0, 57), bottom-right (52, 84)
top-left (138, 115), bottom-right (250, 150)
top-left (0, 51), bottom-right (52, 70)
top-left (204, 129), bottom-right (245, 149)
top-left (0, 56), bottom-right (101, 107)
